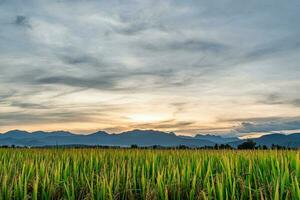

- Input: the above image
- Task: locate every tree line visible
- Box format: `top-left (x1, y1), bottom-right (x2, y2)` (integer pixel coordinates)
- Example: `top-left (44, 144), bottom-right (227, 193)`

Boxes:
top-left (0, 140), bottom-right (296, 150)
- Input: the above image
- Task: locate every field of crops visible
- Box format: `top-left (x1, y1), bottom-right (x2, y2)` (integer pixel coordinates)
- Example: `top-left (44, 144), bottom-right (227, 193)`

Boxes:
top-left (0, 149), bottom-right (298, 200)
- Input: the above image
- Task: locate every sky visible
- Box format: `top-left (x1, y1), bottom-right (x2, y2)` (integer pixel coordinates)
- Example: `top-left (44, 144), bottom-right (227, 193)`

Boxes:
top-left (0, 0), bottom-right (300, 136)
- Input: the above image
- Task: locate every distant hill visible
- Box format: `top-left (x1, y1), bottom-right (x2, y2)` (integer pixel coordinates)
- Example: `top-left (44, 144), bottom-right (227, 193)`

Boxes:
top-left (0, 130), bottom-right (74, 139)
top-left (0, 130), bottom-right (299, 148)
top-left (229, 133), bottom-right (300, 148)
top-left (254, 133), bottom-right (300, 148)
top-left (0, 129), bottom-right (214, 147)
top-left (194, 134), bottom-right (240, 144)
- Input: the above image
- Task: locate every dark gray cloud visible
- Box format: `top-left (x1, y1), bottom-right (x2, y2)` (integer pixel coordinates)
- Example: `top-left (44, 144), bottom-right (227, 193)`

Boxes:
top-left (36, 75), bottom-right (118, 90)
top-left (0, 101), bottom-right (125, 125)
top-left (113, 22), bottom-right (150, 36)
top-left (59, 53), bottom-right (104, 66)
top-left (15, 15), bottom-right (26, 25)
top-left (244, 36), bottom-right (300, 61)
top-left (291, 99), bottom-right (300, 107)
top-left (33, 72), bottom-right (184, 91)
top-left (14, 15), bottom-right (31, 28)
top-left (0, 91), bottom-right (16, 102)
top-left (9, 102), bottom-right (49, 109)
top-left (0, 111), bottom-right (87, 126)
top-left (142, 39), bottom-right (228, 53)
top-left (136, 120), bottom-right (195, 130)
top-left (257, 93), bottom-right (300, 108)
top-left (234, 119), bottom-right (300, 133)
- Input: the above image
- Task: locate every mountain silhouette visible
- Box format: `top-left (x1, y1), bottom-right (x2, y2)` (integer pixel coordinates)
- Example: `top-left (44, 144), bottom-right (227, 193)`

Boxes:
top-left (0, 130), bottom-right (299, 148)
top-left (229, 133), bottom-right (300, 148)
top-left (194, 134), bottom-right (240, 144)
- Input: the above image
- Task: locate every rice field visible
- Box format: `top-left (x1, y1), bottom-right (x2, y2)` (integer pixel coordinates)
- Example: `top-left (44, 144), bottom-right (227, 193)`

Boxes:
top-left (0, 149), bottom-right (299, 200)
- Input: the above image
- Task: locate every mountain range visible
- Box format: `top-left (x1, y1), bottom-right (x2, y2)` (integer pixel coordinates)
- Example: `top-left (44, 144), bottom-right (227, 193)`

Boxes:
top-left (0, 129), bottom-right (299, 148)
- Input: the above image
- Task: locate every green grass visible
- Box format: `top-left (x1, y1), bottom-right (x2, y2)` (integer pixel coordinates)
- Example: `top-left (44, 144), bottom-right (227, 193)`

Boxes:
top-left (0, 149), bottom-right (298, 200)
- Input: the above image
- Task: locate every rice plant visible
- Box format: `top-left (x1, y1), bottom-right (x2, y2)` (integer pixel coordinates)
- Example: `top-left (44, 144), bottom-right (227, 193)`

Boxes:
top-left (0, 149), bottom-right (298, 200)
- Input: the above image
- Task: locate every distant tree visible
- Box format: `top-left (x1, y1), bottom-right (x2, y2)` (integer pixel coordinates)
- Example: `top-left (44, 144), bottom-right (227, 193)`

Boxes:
top-left (271, 144), bottom-right (287, 150)
top-left (221, 144), bottom-right (233, 149)
top-left (199, 146), bottom-right (214, 150)
top-left (178, 145), bottom-right (189, 149)
top-left (256, 145), bottom-right (268, 150)
top-left (151, 145), bottom-right (163, 149)
top-left (237, 140), bottom-right (256, 149)
top-left (130, 144), bottom-right (138, 149)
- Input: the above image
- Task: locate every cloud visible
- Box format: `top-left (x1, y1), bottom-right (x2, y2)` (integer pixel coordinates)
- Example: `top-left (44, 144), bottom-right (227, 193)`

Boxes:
top-left (0, 111), bottom-right (85, 126)
top-left (14, 15), bottom-right (31, 28)
top-left (0, 102), bottom-right (126, 127)
top-left (234, 117), bottom-right (300, 133)
top-left (243, 36), bottom-right (300, 61)
top-left (141, 39), bottom-right (228, 53)
top-left (256, 93), bottom-right (300, 108)
top-left (136, 120), bottom-right (195, 130)
top-left (9, 102), bottom-right (49, 109)
top-left (0, 90), bottom-right (16, 102)
top-left (0, 0), bottom-right (300, 134)
top-left (291, 99), bottom-right (300, 107)
top-left (113, 22), bottom-right (150, 36)
top-left (60, 54), bottom-right (102, 66)
top-left (36, 76), bottom-right (114, 88)
top-left (33, 73), bottom-right (187, 91)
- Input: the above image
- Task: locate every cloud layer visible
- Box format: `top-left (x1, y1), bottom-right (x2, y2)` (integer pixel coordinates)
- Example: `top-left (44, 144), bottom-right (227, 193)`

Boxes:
top-left (0, 0), bottom-right (300, 135)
